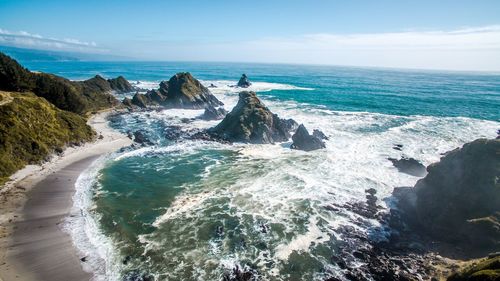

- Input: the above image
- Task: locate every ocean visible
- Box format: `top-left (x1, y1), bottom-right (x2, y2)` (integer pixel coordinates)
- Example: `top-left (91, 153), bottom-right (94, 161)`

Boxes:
top-left (20, 61), bottom-right (500, 280)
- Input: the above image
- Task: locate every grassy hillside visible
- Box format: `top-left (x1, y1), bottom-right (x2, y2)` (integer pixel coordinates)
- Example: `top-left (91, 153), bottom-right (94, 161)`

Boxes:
top-left (0, 91), bottom-right (95, 185)
top-left (0, 52), bottom-right (119, 115)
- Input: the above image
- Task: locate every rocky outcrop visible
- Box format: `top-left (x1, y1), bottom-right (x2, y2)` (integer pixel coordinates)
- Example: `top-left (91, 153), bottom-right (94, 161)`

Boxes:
top-left (312, 129), bottom-right (328, 140)
top-left (0, 52), bottom-right (126, 114)
top-left (394, 138), bottom-right (500, 254)
top-left (201, 105), bottom-right (227, 120)
top-left (129, 72), bottom-right (222, 109)
top-left (291, 124), bottom-right (326, 151)
top-left (388, 157), bottom-right (426, 177)
top-left (448, 255), bottom-right (500, 281)
top-left (237, 74), bottom-right (251, 88)
top-left (208, 91), bottom-right (297, 143)
top-left (108, 76), bottom-right (134, 92)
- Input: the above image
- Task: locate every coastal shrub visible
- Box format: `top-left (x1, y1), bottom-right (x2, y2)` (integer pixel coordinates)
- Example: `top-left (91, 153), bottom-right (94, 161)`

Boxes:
top-left (0, 91), bottom-right (95, 185)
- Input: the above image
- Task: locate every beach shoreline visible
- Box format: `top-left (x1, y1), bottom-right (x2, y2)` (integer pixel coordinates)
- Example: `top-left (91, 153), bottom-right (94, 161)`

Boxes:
top-left (0, 109), bottom-right (132, 281)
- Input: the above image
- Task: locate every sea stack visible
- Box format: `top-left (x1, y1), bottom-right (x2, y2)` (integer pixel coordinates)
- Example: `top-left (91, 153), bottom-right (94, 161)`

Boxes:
top-left (394, 138), bottom-right (500, 253)
top-left (237, 74), bottom-right (252, 88)
top-left (209, 91), bottom-right (297, 143)
top-left (291, 124), bottom-right (326, 151)
top-left (129, 72), bottom-right (223, 109)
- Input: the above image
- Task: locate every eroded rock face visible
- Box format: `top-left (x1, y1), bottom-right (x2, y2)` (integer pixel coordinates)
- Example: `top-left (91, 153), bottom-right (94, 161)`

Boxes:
top-left (388, 157), bottom-right (426, 177)
top-left (395, 138), bottom-right (500, 253)
top-left (291, 124), bottom-right (326, 151)
top-left (108, 76), bottom-right (134, 92)
top-left (209, 91), bottom-right (297, 144)
top-left (129, 72), bottom-right (222, 109)
top-left (201, 105), bottom-right (227, 120)
top-left (237, 74), bottom-right (251, 88)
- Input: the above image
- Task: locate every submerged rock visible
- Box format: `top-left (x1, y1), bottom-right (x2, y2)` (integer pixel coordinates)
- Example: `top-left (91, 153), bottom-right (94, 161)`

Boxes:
top-left (122, 270), bottom-right (154, 281)
top-left (128, 72), bottom-right (222, 109)
top-left (388, 157), bottom-right (426, 177)
top-left (237, 74), bottom-right (251, 88)
top-left (312, 129), bottom-right (329, 140)
top-left (201, 105), bottom-right (227, 120)
top-left (133, 130), bottom-right (153, 145)
top-left (209, 91), bottom-right (297, 144)
top-left (394, 138), bottom-right (500, 254)
top-left (291, 124), bottom-right (326, 151)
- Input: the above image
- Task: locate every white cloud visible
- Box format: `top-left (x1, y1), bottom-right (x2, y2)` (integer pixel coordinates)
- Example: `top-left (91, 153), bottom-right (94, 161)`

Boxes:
top-left (125, 25), bottom-right (500, 71)
top-left (0, 28), bottom-right (103, 53)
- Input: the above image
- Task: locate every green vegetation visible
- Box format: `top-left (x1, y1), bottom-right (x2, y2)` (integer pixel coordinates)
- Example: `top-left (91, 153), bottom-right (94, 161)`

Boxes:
top-left (0, 52), bottom-right (119, 115)
top-left (0, 91), bottom-right (94, 185)
top-left (448, 256), bottom-right (500, 281)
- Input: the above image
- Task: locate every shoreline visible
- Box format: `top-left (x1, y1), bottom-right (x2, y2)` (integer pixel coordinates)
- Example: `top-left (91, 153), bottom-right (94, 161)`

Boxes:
top-left (0, 110), bottom-right (132, 281)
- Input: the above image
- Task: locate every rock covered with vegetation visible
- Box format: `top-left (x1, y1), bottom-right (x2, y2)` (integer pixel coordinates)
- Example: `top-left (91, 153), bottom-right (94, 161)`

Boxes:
top-left (129, 72), bottom-right (223, 109)
top-left (209, 91), bottom-right (297, 143)
top-left (394, 138), bottom-right (500, 253)
top-left (0, 52), bottom-right (131, 115)
top-left (0, 91), bottom-right (94, 184)
top-left (448, 255), bottom-right (500, 281)
top-left (291, 124), bottom-right (326, 151)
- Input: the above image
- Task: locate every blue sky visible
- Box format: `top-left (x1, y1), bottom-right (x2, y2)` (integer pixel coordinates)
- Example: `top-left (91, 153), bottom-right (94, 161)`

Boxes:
top-left (1, 0), bottom-right (500, 70)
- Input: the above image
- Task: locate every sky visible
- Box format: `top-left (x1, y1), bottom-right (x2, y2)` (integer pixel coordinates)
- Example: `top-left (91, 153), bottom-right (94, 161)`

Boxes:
top-left (0, 0), bottom-right (500, 71)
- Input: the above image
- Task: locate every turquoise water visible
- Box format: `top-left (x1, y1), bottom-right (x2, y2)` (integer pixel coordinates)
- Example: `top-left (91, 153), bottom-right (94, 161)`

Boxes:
top-left (22, 61), bottom-right (498, 280)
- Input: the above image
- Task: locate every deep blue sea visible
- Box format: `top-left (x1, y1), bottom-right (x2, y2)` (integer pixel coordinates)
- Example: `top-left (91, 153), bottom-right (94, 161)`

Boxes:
top-left (20, 60), bottom-right (500, 280)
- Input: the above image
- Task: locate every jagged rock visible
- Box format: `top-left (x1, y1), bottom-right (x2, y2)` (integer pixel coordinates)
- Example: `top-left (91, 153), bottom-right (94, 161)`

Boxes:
top-left (291, 124), bottom-right (326, 151)
top-left (129, 72), bottom-right (222, 109)
top-left (237, 74), bottom-right (251, 88)
top-left (312, 129), bottom-right (329, 140)
top-left (388, 157), bottom-right (426, 177)
top-left (208, 91), bottom-right (296, 144)
top-left (108, 76), bottom-right (134, 92)
top-left (201, 105), bottom-right (227, 120)
top-left (394, 138), bottom-right (500, 254)
top-left (131, 93), bottom-right (150, 108)
top-left (133, 131), bottom-right (153, 145)
top-left (122, 97), bottom-right (133, 107)
top-left (222, 264), bottom-right (258, 281)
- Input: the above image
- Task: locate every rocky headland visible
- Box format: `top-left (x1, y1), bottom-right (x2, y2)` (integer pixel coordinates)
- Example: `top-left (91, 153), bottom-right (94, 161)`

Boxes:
top-left (128, 72), bottom-right (223, 109)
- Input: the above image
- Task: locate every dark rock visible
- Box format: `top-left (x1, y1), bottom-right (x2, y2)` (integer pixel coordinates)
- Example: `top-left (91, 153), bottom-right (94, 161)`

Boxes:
top-left (130, 72), bottom-right (222, 109)
top-left (222, 264), bottom-right (258, 281)
top-left (209, 91), bottom-right (296, 144)
top-left (108, 76), bottom-right (134, 93)
top-left (122, 270), bottom-right (154, 281)
top-left (394, 138), bottom-right (500, 254)
top-left (122, 255), bottom-right (132, 265)
top-left (388, 157), bottom-right (426, 177)
top-left (133, 131), bottom-right (153, 145)
top-left (209, 83), bottom-right (217, 88)
top-left (291, 124), bottom-right (326, 151)
top-left (164, 126), bottom-right (182, 141)
top-left (201, 105), bottom-right (227, 120)
top-left (237, 74), bottom-right (251, 88)
top-left (122, 97), bottom-right (133, 107)
top-left (80, 256), bottom-right (87, 262)
top-left (312, 129), bottom-right (329, 140)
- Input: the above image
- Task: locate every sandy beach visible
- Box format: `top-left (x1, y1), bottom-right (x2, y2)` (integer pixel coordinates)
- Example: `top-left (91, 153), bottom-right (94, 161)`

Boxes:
top-left (0, 110), bottom-right (132, 281)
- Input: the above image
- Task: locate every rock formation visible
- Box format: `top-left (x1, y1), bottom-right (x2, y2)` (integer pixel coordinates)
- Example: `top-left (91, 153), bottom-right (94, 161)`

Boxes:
top-left (291, 124), bottom-right (326, 151)
top-left (237, 74), bottom-right (251, 88)
top-left (394, 138), bottom-right (500, 253)
top-left (388, 157), bottom-right (426, 177)
top-left (209, 91), bottom-right (297, 143)
top-left (201, 105), bottom-right (227, 120)
top-left (108, 76), bottom-right (134, 92)
top-left (312, 129), bottom-right (328, 140)
top-left (0, 52), bottom-right (130, 114)
top-left (129, 72), bottom-right (222, 109)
